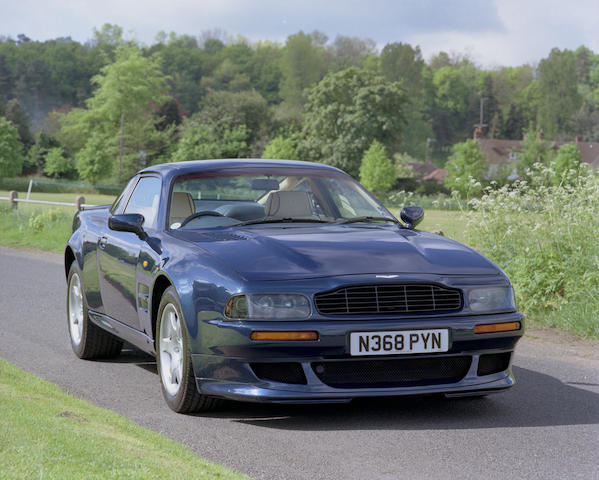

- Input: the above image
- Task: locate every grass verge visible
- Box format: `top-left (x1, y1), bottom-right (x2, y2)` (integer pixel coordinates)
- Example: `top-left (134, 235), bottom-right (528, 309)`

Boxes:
top-left (0, 358), bottom-right (247, 480)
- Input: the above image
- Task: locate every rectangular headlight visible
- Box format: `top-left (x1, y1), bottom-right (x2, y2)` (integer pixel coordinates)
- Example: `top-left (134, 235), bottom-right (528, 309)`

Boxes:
top-left (469, 287), bottom-right (515, 313)
top-left (225, 294), bottom-right (311, 320)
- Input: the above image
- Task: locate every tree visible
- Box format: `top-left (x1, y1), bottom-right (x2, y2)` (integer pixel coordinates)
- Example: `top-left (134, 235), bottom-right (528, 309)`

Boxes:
top-left (171, 120), bottom-right (249, 162)
top-left (61, 44), bottom-right (170, 182)
top-left (537, 48), bottom-right (582, 138)
top-left (4, 99), bottom-right (34, 148)
top-left (300, 67), bottom-right (406, 177)
top-left (262, 135), bottom-right (299, 160)
top-left (43, 147), bottom-right (74, 178)
top-left (444, 139), bottom-right (487, 197)
top-left (517, 130), bottom-right (555, 175)
top-left (359, 140), bottom-right (395, 194)
top-left (552, 143), bottom-right (582, 186)
top-left (279, 32), bottom-right (326, 108)
top-left (76, 133), bottom-right (114, 183)
top-left (0, 116), bottom-right (23, 177)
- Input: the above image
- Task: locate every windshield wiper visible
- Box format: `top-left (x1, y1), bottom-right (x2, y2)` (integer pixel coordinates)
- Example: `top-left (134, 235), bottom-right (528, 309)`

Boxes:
top-left (234, 217), bottom-right (333, 226)
top-left (336, 216), bottom-right (400, 225)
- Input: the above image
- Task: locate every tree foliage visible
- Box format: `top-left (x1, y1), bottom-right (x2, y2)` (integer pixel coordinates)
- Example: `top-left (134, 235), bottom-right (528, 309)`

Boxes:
top-left (359, 140), bottom-right (395, 194)
top-left (0, 116), bottom-right (23, 177)
top-left (300, 67), bottom-right (406, 177)
top-left (444, 139), bottom-right (487, 197)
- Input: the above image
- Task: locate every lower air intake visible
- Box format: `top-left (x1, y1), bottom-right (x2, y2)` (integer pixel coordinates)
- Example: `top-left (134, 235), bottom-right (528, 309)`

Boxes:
top-left (250, 362), bottom-right (307, 385)
top-left (312, 356), bottom-right (471, 388)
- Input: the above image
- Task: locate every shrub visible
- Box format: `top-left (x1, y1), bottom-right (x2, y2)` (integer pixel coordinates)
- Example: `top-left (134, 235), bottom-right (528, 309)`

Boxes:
top-left (359, 140), bottom-right (395, 194)
top-left (43, 147), bottom-right (75, 179)
top-left (465, 163), bottom-right (599, 337)
top-left (444, 139), bottom-right (487, 198)
top-left (0, 116), bottom-right (23, 178)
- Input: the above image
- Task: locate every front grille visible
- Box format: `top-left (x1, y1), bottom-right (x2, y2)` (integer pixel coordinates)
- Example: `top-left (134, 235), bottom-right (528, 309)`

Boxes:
top-left (312, 356), bottom-right (471, 388)
top-left (314, 284), bottom-right (462, 315)
top-left (250, 362), bottom-right (307, 385)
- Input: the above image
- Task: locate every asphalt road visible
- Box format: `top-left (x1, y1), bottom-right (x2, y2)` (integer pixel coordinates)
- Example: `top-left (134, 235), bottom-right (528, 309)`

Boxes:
top-left (1, 246), bottom-right (598, 480)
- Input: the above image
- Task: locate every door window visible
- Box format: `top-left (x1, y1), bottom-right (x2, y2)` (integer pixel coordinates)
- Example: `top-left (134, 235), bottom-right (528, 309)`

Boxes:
top-left (124, 176), bottom-right (161, 229)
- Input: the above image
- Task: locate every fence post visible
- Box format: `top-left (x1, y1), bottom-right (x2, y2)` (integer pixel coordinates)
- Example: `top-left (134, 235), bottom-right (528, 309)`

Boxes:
top-left (9, 191), bottom-right (18, 210)
top-left (75, 196), bottom-right (85, 212)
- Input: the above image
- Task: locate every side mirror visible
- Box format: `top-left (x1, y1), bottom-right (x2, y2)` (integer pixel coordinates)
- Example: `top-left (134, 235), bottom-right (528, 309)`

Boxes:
top-left (109, 213), bottom-right (145, 237)
top-left (400, 206), bottom-right (424, 229)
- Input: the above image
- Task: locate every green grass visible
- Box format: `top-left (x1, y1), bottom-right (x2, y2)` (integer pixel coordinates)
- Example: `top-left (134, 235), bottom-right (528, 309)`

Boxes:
top-left (388, 208), bottom-right (467, 242)
top-left (0, 207), bottom-right (73, 252)
top-left (0, 358), bottom-right (247, 480)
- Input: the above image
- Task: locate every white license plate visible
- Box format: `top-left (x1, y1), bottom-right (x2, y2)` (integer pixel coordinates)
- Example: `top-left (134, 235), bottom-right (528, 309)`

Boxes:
top-left (350, 329), bottom-right (449, 356)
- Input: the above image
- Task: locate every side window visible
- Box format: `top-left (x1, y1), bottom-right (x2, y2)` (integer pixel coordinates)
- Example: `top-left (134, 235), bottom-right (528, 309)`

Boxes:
top-left (124, 176), bottom-right (162, 229)
top-left (110, 177), bottom-right (137, 214)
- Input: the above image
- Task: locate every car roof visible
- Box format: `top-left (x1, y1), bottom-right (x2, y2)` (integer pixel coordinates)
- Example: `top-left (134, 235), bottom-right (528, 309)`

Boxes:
top-left (137, 158), bottom-right (343, 177)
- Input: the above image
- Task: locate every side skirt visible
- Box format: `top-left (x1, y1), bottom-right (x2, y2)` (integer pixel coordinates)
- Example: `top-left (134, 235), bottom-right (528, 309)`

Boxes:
top-left (88, 310), bottom-right (156, 356)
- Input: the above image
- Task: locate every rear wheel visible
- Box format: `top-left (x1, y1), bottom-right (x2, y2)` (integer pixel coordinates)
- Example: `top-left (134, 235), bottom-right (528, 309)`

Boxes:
top-left (67, 261), bottom-right (122, 359)
top-left (156, 286), bottom-right (221, 413)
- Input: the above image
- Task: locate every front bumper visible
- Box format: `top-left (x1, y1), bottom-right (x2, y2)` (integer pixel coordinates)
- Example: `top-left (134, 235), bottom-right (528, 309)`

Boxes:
top-left (191, 312), bottom-right (523, 403)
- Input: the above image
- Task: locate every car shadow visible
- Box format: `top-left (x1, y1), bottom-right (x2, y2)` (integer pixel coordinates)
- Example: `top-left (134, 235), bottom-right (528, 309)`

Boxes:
top-left (97, 344), bottom-right (158, 374)
top-left (197, 366), bottom-right (599, 430)
top-left (105, 349), bottom-right (599, 430)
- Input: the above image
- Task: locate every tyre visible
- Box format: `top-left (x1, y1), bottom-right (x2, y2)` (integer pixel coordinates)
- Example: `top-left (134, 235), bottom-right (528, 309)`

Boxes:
top-left (67, 261), bottom-right (123, 359)
top-left (156, 286), bottom-right (221, 413)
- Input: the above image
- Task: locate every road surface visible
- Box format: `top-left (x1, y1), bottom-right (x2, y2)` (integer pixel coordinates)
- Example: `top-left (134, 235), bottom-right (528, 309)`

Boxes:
top-left (1, 246), bottom-right (598, 480)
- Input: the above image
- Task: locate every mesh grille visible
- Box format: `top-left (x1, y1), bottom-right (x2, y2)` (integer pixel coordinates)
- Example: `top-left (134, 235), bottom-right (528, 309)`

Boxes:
top-left (477, 352), bottom-right (511, 376)
top-left (312, 356), bottom-right (471, 388)
top-left (250, 362), bottom-right (307, 385)
top-left (314, 284), bottom-right (462, 315)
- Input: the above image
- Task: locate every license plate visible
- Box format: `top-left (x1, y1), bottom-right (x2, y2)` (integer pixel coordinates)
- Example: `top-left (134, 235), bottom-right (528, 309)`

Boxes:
top-left (350, 329), bottom-right (449, 356)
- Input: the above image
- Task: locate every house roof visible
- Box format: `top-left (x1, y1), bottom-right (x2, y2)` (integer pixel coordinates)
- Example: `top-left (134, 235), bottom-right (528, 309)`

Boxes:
top-left (423, 168), bottom-right (448, 183)
top-left (478, 138), bottom-right (599, 167)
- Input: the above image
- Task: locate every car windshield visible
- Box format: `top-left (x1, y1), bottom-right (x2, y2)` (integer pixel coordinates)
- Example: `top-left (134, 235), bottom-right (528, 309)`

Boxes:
top-left (168, 166), bottom-right (396, 229)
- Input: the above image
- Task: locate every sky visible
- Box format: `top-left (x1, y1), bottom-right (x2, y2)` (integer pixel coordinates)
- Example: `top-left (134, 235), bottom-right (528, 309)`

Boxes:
top-left (1, 0), bottom-right (598, 67)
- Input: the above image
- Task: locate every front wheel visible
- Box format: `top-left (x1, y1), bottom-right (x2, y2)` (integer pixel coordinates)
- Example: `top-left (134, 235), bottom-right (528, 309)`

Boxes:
top-left (156, 286), bottom-right (221, 413)
top-left (67, 261), bottom-right (122, 359)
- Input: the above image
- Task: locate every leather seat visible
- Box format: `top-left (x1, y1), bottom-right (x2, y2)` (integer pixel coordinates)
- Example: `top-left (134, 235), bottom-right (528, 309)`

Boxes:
top-left (170, 192), bottom-right (195, 225)
top-left (264, 191), bottom-right (314, 218)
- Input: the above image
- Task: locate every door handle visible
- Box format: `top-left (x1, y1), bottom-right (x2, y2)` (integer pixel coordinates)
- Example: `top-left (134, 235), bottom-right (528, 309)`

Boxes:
top-left (99, 236), bottom-right (108, 250)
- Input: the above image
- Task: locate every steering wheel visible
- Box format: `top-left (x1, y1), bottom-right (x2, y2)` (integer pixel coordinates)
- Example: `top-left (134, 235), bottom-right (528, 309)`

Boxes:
top-left (179, 211), bottom-right (225, 227)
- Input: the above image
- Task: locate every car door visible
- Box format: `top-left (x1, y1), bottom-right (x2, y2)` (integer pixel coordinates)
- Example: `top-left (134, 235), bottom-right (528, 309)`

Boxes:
top-left (98, 175), bottom-right (161, 331)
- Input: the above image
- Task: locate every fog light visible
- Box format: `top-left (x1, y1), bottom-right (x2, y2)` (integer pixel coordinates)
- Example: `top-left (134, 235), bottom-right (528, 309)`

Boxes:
top-left (250, 331), bottom-right (319, 341)
top-left (474, 321), bottom-right (521, 334)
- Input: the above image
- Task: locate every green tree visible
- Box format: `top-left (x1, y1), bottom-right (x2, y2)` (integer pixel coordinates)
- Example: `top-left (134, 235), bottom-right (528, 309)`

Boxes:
top-left (43, 147), bottom-right (74, 178)
top-left (517, 130), bottom-right (555, 175)
top-left (61, 44), bottom-right (170, 182)
top-left (171, 120), bottom-right (249, 162)
top-left (300, 67), bottom-right (406, 177)
top-left (552, 142), bottom-right (582, 186)
top-left (445, 139), bottom-right (487, 198)
top-left (279, 31), bottom-right (326, 108)
top-left (537, 48), bottom-right (582, 138)
top-left (359, 140), bottom-right (395, 194)
top-left (76, 133), bottom-right (114, 183)
top-left (262, 135), bottom-right (299, 160)
top-left (0, 116), bottom-right (23, 177)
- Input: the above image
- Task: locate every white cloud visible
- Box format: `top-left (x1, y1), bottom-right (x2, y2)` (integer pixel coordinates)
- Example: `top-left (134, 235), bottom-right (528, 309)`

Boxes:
top-left (410, 0), bottom-right (599, 66)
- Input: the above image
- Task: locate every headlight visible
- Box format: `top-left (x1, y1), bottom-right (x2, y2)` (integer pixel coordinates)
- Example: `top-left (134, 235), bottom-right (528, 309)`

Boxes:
top-left (225, 294), bottom-right (311, 320)
top-left (468, 287), bottom-right (516, 313)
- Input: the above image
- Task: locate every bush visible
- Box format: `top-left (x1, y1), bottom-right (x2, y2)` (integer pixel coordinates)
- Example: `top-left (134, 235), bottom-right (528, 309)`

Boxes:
top-left (445, 139), bottom-right (487, 198)
top-left (359, 140), bottom-right (395, 194)
top-left (0, 116), bottom-right (23, 178)
top-left (465, 164), bottom-right (599, 338)
top-left (44, 147), bottom-right (75, 179)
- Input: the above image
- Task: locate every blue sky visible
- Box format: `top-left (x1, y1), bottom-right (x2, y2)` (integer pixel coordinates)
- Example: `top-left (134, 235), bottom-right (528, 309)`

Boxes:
top-left (1, 0), bottom-right (597, 67)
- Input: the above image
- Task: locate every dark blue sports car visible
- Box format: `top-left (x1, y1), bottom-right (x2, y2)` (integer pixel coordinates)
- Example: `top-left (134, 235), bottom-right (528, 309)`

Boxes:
top-left (65, 159), bottom-right (523, 413)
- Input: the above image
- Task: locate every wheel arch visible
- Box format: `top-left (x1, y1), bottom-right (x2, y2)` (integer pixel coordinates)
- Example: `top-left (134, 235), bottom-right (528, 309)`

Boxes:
top-left (64, 246), bottom-right (76, 279)
top-left (151, 274), bottom-right (173, 345)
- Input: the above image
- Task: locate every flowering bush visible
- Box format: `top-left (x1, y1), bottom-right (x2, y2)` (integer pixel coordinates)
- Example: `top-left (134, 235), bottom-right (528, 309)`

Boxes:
top-left (464, 163), bottom-right (599, 337)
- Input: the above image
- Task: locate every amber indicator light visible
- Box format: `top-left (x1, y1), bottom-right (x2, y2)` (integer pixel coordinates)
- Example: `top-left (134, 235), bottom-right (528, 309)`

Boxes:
top-left (250, 331), bottom-right (319, 341)
top-left (474, 321), bottom-right (521, 334)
